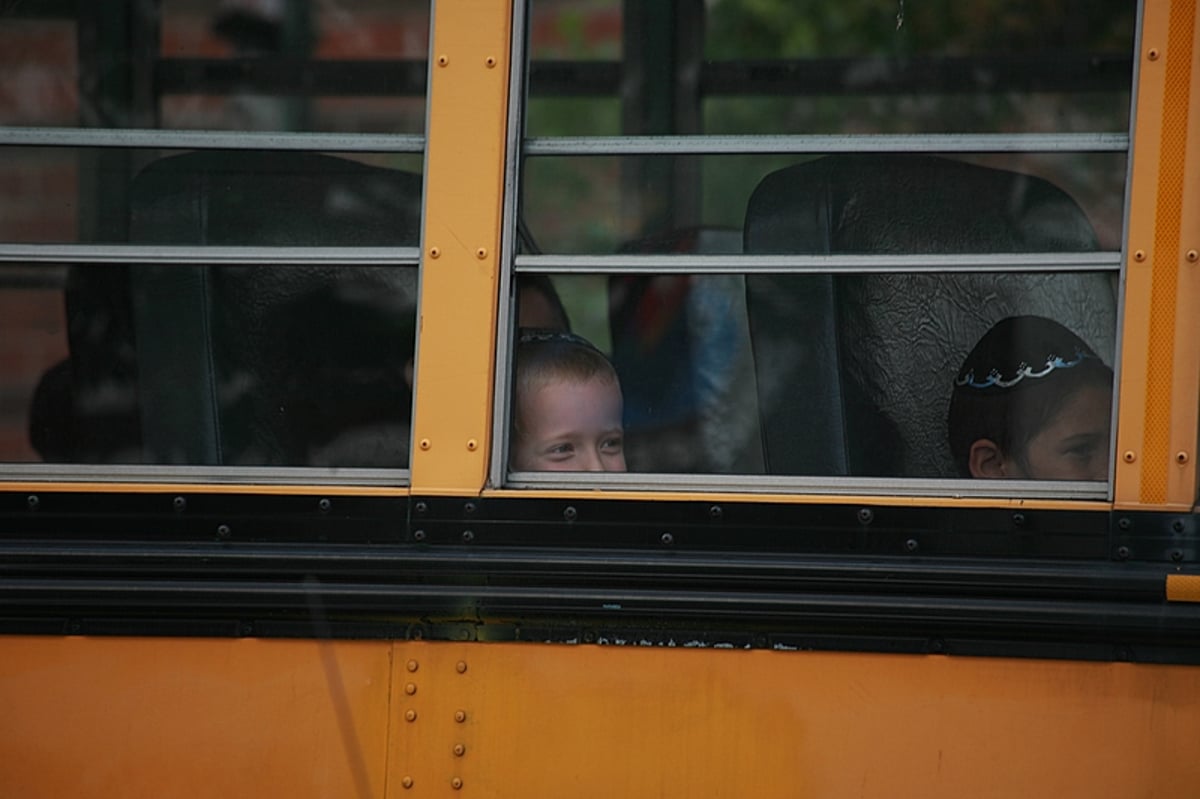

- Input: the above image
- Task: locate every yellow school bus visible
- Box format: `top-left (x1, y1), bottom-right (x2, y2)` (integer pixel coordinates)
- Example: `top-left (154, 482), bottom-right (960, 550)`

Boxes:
top-left (1, 0), bottom-right (1198, 796)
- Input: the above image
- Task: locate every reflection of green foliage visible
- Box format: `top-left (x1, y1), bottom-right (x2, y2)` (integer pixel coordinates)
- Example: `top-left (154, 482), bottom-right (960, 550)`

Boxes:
top-left (526, 97), bottom-right (619, 137)
top-left (706, 0), bottom-right (1137, 58)
top-left (525, 0), bottom-right (1137, 253)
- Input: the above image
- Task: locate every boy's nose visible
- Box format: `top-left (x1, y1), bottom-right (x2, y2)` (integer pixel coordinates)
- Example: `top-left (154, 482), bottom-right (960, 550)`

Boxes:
top-left (578, 447), bottom-right (605, 472)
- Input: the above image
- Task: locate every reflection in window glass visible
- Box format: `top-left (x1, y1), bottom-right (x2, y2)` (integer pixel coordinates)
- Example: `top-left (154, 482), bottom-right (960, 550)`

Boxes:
top-left (0, 148), bottom-right (422, 246)
top-left (510, 271), bottom-right (1116, 481)
top-left (0, 1), bottom-right (430, 133)
top-left (703, 0), bottom-right (1135, 135)
top-left (0, 267), bottom-right (69, 463)
top-left (522, 152), bottom-right (1127, 254)
top-left (522, 0), bottom-right (1136, 253)
top-left (161, 0), bottom-right (430, 134)
top-left (13, 261), bottom-right (416, 468)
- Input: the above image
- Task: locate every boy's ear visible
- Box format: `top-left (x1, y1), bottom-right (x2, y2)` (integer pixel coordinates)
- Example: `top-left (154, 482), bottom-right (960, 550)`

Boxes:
top-left (968, 439), bottom-right (1009, 478)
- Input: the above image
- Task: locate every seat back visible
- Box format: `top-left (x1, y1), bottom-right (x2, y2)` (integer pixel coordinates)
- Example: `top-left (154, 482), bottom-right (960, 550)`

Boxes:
top-left (55, 150), bottom-right (421, 466)
top-left (743, 154), bottom-right (1116, 478)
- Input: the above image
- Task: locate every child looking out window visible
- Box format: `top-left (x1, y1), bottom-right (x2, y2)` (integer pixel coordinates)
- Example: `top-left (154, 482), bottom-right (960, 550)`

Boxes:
top-left (510, 329), bottom-right (626, 472)
top-left (948, 315), bottom-right (1113, 481)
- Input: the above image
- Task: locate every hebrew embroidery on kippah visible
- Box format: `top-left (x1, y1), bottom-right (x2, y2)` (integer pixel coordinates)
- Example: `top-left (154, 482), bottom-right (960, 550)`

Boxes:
top-left (955, 350), bottom-right (1097, 390)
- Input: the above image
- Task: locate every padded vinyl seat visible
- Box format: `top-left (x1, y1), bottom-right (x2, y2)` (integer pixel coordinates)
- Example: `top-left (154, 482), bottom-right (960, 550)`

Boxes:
top-left (36, 150), bottom-right (421, 467)
top-left (743, 154), bottom-right (1116, 478)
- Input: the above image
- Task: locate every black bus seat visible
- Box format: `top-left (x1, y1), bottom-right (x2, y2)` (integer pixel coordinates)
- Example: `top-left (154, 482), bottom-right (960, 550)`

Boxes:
top-left (743, 154), bottom-right (1116, 478)
top-left (32, 150), bottom-right (421, 467)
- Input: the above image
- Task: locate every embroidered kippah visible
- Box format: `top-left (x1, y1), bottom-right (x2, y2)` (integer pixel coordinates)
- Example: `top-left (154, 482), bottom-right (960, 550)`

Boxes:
top-left (955, 349), bottom-right (1097, 390)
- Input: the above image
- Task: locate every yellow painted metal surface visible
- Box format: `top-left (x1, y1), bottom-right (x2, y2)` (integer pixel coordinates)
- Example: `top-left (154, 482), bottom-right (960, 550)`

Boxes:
top-left (1117, 0), bottom-right (1200, 509)
top-left (2, 637), bottom-right (1199, 798)
top-left (409, 0), bottom-right (514, 496)
top-left (0, 637), bottom-right (392, 798)
top-left (1167, 573), bottom-right (1200, 601)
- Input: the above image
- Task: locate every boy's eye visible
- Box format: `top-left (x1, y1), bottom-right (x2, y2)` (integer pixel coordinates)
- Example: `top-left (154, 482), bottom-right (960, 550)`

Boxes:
top-left (600, 436), bottom-right (623, 453)
top-left (546, 443), bottom-right (574, 457)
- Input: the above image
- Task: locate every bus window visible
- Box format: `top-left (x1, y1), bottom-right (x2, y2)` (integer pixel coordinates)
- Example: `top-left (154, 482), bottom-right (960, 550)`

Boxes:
top-left (0, 1), bottom-right (430, 476)
top-left (504, 0), bottom-right (1132, 495)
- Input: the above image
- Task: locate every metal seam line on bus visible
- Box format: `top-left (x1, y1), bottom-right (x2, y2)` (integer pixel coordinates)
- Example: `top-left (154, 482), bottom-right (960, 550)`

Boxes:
top-left (409, 0), bottom-right (514, 496)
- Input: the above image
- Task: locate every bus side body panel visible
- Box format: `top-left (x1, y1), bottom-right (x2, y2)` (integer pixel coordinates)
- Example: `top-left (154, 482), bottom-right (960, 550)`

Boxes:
top-left (3, 637), bottom-right (1198, 798)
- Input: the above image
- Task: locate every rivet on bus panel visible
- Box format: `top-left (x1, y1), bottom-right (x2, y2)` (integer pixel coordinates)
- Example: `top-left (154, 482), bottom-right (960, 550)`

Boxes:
top-left (438, 55), bottom-right (449, 67)
top-left (1134, 249), bottom-right (1146, 262)
top-left (456, 660), bottom-right (468, 674)
top-left (1123, 450), bottom-right (1137, 463)
top-left (402, 777), bottom-right (414, 789)
top-left (1187, 250), bottom-right (1199, 263)
top-left (476, 247), bottom-right (487, 259)
top-left (451, 778), bottom-right (464, 790)
top-left (420, 438), bottom-right (431, 450)
top-left (405, 682), bottom-right (418, 695)
top-left (485, 56), bottom-right (497, 68)
top-left (405, 709), bottom-right (417, 722)
top-left (466, 439), bottom-right (478, 451)
top-left (455, 710), bottom-right (467, 723)
top-left (453, 744), bottom-right (466, 757)
top-left (1176, 451), bottom-right (1189, 464)
top-left (407, 659), bottom-right (419, 672)
top-left (1147, 48), bottom-right (1160, 61)
top-left (429, 246), bottom-right (441, 258)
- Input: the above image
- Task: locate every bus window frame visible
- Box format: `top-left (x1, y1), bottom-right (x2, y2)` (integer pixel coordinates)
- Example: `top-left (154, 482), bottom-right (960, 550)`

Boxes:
top-left (490, 0), bottom-right (1144, 501)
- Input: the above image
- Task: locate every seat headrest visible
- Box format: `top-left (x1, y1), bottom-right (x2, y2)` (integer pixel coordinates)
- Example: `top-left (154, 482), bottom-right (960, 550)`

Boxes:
top-left (130, 150), bottom-right (422, 247)
top-left (745, 154), bottom-right (1099, 254)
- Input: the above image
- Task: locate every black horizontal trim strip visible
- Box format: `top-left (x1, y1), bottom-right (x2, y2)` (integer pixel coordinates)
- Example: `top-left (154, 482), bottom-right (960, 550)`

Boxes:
top-left (0, 540), bottom-right (1197, 662)
top-left (152, 54), bottom-right (1132, 99)
top-left (1, 577), bottom-right (1197, 655)
top-left (0, 541), bottom-right (1175, 601)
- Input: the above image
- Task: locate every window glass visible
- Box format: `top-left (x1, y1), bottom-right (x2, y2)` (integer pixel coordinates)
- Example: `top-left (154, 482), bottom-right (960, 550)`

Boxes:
top-left (0, 1), bottom-right (430, 134)
top-left (508, 270), bottom-right (1115, 481)
top-left (5, 260), bottom-right (416, 468)
top-left (512, 0), bottom-right (1132, 490)
top-left (0, 1), bottom-right (428, 472)
top-left (702, 0), bottom-right (1135, 136)
top-left (0, 147), bottom-right (423, 246)
top-left (521, 152), bottom-right (1127, 255)
top-left (0, 266), bottom-right (69, 463)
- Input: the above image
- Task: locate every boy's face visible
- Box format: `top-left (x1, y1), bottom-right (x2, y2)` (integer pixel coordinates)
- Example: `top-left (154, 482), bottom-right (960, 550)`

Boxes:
top-left (1013, 383), bottom-right (1112, 480)
top-left (511, 376), bottom-right (626, 472)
